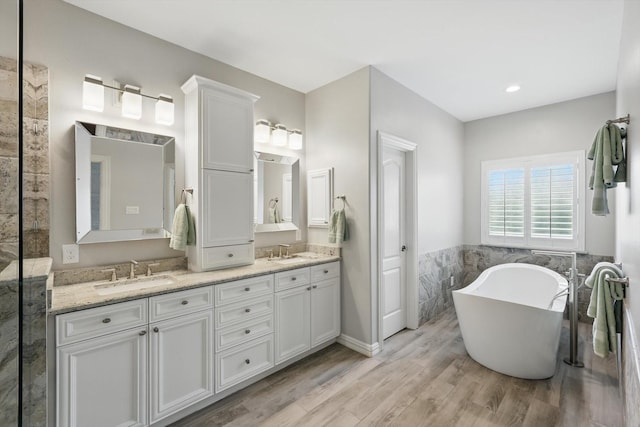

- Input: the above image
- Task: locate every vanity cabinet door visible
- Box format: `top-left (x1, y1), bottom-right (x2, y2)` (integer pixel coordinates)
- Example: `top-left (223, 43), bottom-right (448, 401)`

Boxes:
top-left (311, 277), bottom-right (341, 347)
top-left (275, 285), bottom-right (311, 364)
top-left (201, 86), bottom-right (255, 173)
top-left (149, 309), bottom-right (214, 423)
top-left (202, 169), bottom-right (254, 247)
top-left (57, 327), bottom-right (148, 427)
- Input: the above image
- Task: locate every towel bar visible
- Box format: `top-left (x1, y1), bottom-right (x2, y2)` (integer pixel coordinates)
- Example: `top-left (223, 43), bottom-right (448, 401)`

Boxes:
top-left (605, 277), bottom-right (629, 287)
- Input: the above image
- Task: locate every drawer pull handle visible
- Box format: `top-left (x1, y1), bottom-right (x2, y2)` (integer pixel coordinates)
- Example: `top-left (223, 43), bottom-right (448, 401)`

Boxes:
top-left (245, 329), bottom-right (251, 334)
top-left (102, 318), bottom-right (111, 324)
top-left (139, 330), bottom-right (147, 336)
top-left (228, 253), bottom-right (234, 258)
top-left (153, 327), bottom-right (159, 333)
top-left (181, 300), bottom-right (189, 305)
top-left (244, 287), bottom-right (250, 292)
top-left (312, 285), bottom-right (318, 289)
top-left (245, 308), bottom-right (251, 313)
top-left (306, 287), bottom-right (311, 291)
top-left (245, 359), bottom-right (251, 364)
top-left (291, 277), bottom-right (297, 281)
top-left (324, 270), bottom-right (329, 274)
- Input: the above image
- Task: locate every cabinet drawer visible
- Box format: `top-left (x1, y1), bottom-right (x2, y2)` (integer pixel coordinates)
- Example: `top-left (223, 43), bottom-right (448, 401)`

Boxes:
top-left (310, 262), bottom-right (340, 282)
top-left (216, 314), bottom-right (273, 352)
top-left (149, 286), bottom-right (214, 322)
top-left (215, 275), bottom-right (274, 307)
top-left (56, 299), bottom-right (148, 347)
top-left (216, 334), bottom-right (274, 392)
top-left (216, 294), bottom-right (273, 328)
top-left (202, 244), bottom-right (254, 271)
top-left (275, 267), bottom-right (310, 291)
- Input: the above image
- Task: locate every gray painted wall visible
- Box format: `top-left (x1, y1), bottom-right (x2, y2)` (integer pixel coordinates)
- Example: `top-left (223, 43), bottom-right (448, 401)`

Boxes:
top-left (463, 92), bottom-right (616, 256)
top-left (306, 67), bottom-right (372, 344)
top-left (615, 1), bottom-right (640, 425)
top-left (24, 0), bottom-right (306, 269)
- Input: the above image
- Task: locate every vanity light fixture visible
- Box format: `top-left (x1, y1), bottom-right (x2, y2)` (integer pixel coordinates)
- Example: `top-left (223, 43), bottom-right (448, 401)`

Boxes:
top-left (254, 119), bottom-right (303, 150)
top-left (81, 74), bottom-right (175, 125)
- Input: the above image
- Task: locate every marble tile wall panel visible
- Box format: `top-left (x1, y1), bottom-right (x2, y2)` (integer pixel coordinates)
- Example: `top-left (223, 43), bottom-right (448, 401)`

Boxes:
top-left (623, 309), bottom-right (640, 427)
top-left (0, 278), bottom-right (18, 427)
top-left (463, 245), bottom-right (613, 323)
top-left (418, 245), bottom-right (465, 325)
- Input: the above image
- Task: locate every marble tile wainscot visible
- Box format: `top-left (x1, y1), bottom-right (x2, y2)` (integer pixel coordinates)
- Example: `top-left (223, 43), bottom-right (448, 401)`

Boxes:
top-left (463, 245), bottom-right (614, 323)
top-left (0, 257), bottom-right (51, 427)
top-left (418, 245), bottom-right (465, 325)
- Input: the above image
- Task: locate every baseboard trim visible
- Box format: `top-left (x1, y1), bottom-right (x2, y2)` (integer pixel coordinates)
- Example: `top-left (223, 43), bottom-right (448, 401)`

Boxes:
top-left (337, 334), bottom-right (380, 357)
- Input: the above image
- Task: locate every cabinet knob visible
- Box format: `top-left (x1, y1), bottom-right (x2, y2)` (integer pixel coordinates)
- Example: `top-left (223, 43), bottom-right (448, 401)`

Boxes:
top-left (306, 287), bottom-right (311, 291)
top-left (324, 270), bottom-right (329, 274)
top-left (102, 318), bottom-right (111, 324)
top-left (228, 253), bottom-right (234, 258)
top-left (181, 300), bottom-right (189, 305)
top-left (245, 287), bottom-right (251, 292)
top-left (139, 330), bottom-right (147, 336)
top-left (153, 327), bottom-right (159, 333)
top-left (245, 308), bottom-right (251, 313)
top-left (291, 277), bottom-right (297, 281)
top-left (312, 285), bottom-right (318, 289)
top-left (245, 329), bottom-right (251, 334)
top-left (245, 359), bottom-right (251, 364)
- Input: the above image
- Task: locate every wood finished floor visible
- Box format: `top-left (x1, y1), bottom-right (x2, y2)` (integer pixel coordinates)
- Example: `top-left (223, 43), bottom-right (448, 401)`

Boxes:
top-left (171, 309), bottom-right (621, 427)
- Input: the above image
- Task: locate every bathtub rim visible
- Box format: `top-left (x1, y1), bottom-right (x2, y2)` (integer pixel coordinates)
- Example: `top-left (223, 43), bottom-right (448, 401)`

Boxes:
top-left (454, 263), bottom-right (568, 313)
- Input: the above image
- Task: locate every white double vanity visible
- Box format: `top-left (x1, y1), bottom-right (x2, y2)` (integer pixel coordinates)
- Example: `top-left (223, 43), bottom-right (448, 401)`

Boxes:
top-left (53, 75), bottom-right (341, 426)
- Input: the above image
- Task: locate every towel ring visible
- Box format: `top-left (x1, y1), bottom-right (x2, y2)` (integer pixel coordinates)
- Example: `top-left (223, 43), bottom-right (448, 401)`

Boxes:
top-left (335, 195), bottom-right (346, 209)
top-left (180, 188), bottom-right (193, 204)
top-left (269, 197), bottom-right (278, 208)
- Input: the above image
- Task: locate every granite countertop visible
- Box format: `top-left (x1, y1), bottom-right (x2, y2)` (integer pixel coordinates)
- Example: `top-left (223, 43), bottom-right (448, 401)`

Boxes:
top-left (49, 252), bottom-right (340, 314)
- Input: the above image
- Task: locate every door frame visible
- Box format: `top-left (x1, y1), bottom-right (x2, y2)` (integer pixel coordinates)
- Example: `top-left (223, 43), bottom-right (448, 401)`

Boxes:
top-left (376, 131), bottom-right (418, 349)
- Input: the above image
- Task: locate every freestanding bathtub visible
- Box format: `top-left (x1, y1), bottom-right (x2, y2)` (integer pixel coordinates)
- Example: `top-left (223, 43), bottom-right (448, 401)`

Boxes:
top-left (453, 263), bottom-right (568, 379)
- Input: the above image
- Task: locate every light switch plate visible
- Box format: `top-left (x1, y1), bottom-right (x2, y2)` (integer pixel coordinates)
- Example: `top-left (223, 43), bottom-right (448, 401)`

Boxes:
top-left (62, 244), bottom-right (79, 264)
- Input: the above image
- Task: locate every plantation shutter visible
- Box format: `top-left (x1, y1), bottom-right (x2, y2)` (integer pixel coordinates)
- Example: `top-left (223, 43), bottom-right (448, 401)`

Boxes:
top-left (530, 164), bottom-right (574, 239)
top-left (487, 169), bottom-right (525, 237)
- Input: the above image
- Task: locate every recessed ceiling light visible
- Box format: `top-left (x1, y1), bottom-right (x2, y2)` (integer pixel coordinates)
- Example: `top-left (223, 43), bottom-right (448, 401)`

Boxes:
top-left (505, 85), bottom-right (521, 93)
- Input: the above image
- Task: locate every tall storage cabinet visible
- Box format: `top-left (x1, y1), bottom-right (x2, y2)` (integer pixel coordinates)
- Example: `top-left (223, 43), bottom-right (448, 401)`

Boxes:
top-left (181, 75), bottom-right (259, 272)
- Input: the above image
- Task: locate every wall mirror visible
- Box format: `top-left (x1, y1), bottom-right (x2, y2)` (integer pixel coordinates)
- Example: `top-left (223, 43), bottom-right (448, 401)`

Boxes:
top-left (75, 121), bottom-right (175, 244)
top-left (254, 151), bottom-right (300, 232)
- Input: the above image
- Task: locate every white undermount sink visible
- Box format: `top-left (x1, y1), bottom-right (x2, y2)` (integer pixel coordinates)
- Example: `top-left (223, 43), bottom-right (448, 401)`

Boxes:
top-left (94, 274), bottom-right (178, 296)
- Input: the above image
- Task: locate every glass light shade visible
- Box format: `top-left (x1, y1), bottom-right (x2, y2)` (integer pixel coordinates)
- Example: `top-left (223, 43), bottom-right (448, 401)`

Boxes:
top-left (82, 75), bottom-right (104, 112)
top-left (272, 124), bottom-right (288, 147)
top-left (289, 129), bottom-right (303, 150)
top-left (155, 95), bottom-right (174, 125)
top-left (254, 120), bottom-right (271, 144)
top-left (122, 85), bottom-right (142, 119)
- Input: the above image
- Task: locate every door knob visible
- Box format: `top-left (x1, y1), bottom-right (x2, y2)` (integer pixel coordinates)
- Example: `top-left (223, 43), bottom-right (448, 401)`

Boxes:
top-left (401, 245), bottom-right (407, 252)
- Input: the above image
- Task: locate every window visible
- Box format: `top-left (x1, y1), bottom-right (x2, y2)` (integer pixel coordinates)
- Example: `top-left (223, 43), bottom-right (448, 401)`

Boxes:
top-left (481, 151), bottom-right (585, 251)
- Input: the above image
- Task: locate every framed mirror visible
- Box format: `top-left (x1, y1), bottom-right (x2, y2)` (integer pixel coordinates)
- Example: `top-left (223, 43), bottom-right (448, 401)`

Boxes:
top-left (254, 151), bottom-right (300, 232)
top-left (75, 121), bottom-right (175, 244)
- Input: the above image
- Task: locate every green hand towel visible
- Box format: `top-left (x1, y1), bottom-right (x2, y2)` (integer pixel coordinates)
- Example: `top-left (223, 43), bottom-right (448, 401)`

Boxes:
top-left (185, 205), bottom-right (196, 246)
top-left (588, 125), bottom-right (615, 215)
top-left (328, 208), bottom-right (349, 245)
top-left (586, 264), bottom-right (625, 358)
top-left (169, 204), bottom-right (195, 250)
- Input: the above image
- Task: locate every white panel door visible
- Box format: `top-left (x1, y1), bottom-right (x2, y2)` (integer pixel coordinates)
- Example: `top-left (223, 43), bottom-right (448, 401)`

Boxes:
top-left (311, 277), bottom-right (341, 347)
top-left (201, 87), bottom-right (254, 172)
top-left (149, 310), bottom-right (214, 423)
top-left (382, 146), bottom-right (407, 339)
top-left (203, 169), bottom-right (254, 247)
top-left (57, 328), bottom-right (148, 427)
top-left (275, 286), bottom-right (311, 364)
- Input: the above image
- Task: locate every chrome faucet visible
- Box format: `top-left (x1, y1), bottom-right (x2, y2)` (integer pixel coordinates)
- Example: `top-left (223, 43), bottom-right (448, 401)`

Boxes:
top-left (146, 263), bottom-right (160, 276)
top-left (531, 249), bottom-right (583, 367)
top-left (279, 244), bottom-right (291, 259)
top-left (129, 260), bottom-right (138, 279)
top-left (101, 268), bottom-right (117, 282)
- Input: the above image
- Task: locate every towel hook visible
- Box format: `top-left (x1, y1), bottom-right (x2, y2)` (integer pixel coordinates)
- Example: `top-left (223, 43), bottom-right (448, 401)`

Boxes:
top-left (180, 188), bottom-right (193, 205)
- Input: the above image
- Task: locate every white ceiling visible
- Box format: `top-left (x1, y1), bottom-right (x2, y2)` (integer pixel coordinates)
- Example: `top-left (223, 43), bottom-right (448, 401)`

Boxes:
top-left (63, 0), bottom-right (624, 122)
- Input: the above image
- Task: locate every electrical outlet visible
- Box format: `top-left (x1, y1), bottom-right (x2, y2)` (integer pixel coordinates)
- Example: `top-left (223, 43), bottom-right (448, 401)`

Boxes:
top-left (62, 244), bottom-right (79, 264)
top-left (450, 275), bottom-right (455, 288)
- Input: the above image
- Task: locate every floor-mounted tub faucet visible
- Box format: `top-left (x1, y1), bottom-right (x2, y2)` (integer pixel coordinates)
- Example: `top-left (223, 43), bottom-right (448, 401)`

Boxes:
top-left (531, 249), bottom-right (583, 368)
